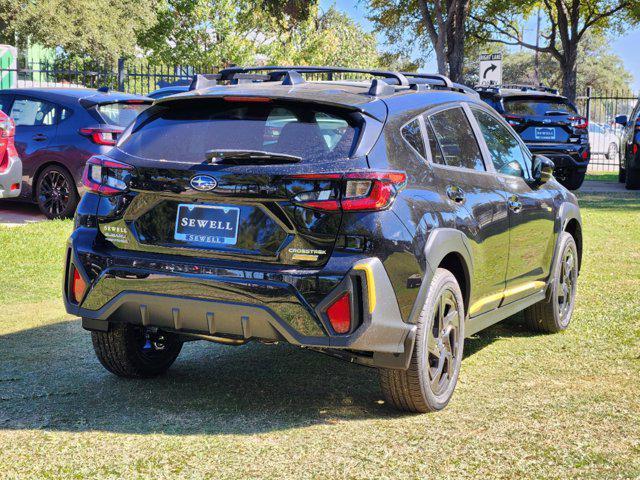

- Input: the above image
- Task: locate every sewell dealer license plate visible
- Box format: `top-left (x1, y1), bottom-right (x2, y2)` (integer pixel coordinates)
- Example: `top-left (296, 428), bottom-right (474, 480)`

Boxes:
top-left (534, 127), bottom-right (556, 141)
top-left (174, 204), bottom-right (240, 246)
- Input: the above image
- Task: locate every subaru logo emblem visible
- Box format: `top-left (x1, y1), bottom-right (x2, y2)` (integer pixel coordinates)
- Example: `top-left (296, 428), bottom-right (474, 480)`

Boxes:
top-left (190, 175), bottom-right (217, 191)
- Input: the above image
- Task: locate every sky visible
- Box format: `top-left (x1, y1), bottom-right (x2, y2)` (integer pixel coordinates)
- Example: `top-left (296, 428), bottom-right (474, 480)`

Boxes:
top-left (319, 0), bottom-right (640, 91)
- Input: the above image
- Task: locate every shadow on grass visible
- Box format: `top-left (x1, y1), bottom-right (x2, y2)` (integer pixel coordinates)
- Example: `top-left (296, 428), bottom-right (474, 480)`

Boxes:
top-left (0, 315), bottom-right (535, 435)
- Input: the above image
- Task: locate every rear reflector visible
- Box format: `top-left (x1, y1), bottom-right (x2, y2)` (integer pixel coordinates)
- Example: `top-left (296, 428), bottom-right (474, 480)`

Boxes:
top-left (10, 183), bottom-right (19, 191)
top-left (72, 267), bottom-right (87, 303)
top-left (326, 292), bottom-right (351, 334)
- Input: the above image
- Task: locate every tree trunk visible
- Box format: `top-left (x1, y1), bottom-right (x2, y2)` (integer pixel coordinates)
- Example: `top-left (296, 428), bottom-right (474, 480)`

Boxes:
top-left (560, 44), bottom-right (578, 102)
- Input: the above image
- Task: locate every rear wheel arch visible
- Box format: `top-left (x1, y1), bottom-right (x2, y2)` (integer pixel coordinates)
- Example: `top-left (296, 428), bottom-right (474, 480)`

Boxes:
top-left (32, 160), bottom-right (79, 201)
top-left (409, 228), bottom-right (473, 322)
top-left (564, 217), bottom-right (582, 272)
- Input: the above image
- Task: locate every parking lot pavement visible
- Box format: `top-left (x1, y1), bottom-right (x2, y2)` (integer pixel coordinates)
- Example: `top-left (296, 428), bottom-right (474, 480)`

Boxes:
top-left (580, 180), bottom-right (628, 193)
top-left (0, 201), bottom-right (46, 227)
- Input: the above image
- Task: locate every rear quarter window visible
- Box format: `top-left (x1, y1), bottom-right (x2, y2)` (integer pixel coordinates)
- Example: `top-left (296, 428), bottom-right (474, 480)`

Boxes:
top-left (427, 107), bottom-right (485, 171)
top-left (118, 100), bottom-right (360, 163)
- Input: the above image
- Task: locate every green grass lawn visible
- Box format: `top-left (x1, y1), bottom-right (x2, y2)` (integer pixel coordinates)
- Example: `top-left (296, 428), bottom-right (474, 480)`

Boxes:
top-left (585, 171), bottom-right (618, 182)
top-left (1, 193), bottom-right (639, 479)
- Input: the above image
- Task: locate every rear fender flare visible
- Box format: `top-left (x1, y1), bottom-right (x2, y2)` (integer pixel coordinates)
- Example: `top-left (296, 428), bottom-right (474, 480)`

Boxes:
top-left (549, 201), bottom-right (582, 285)
top-left (407, 228), bottom-right (473, 325)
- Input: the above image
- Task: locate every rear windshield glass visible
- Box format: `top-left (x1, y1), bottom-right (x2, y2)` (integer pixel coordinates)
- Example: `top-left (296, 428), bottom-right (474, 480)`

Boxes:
top-left (97, 102), bottom-right (149, 127)
top-left (118, 100), bottom-right (359, 163)
top-left (503, 97), bottom-right (577, 116)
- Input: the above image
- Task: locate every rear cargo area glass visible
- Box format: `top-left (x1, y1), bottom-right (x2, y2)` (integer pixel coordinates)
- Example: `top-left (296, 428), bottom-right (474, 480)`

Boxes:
top-left (503, 97), bottom-right (577, 116)
top-left (118, 101), bottom-right (359, 163)
top-left (97, 103), bottom-right (149, 127)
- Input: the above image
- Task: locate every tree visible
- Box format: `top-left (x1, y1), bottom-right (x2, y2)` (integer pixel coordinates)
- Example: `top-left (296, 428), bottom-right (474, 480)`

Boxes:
top-left (475, 0), bottom-right (640, 101)
top-left (0, 0), bottom-right (157, 63)
top-left (501, 33), bottom-right (633, 94)
top-left (367, 0), bottom-right (473, 82)
top-left (269, 7), bottom-right (381, 68)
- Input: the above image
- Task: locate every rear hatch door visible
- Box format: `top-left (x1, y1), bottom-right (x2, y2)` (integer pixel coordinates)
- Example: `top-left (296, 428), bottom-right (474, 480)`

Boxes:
top-left (100, 96), bottom-right (372, 267)
top-left (503, 95), bottom-right (582, 144)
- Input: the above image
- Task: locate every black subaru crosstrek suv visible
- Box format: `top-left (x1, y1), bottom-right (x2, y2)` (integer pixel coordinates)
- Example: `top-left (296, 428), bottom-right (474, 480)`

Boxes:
top-left (476, 84), bottom-right (590, 190)
top-left (615, 97), bottom-right (640, 189)
top-left (64, 67), bottom-right (582, 412)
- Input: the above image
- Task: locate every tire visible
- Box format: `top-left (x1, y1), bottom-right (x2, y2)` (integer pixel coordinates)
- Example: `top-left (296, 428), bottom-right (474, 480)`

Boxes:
top-left (605, 143), bottom-right (618, 160)
top-left (524, 232), bottom-right (578, 333)
top-left (91, 323), bottom-right (183, 378)
top-left (625, 168), bottom-right (640, 190)
top-left (557, 169), bottom-right (586, 191)
top-left (618, 167), bottom-right (626, 183)
top-left (35, 165), bottom-right (79, 219)
top-left (379, 268), bottom-right (465, 413)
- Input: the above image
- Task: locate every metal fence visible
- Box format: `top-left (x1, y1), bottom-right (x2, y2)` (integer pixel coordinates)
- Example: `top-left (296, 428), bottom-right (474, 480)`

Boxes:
top-left (0, 57), bottom-right (218, 95)
top-left (576, 87), bottom-right (639, 172)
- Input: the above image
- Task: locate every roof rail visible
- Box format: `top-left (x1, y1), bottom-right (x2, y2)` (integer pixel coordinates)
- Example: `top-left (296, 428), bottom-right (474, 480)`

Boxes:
top-left (476, 83), bottom-right (560, 95)
top-left (219, 66), bottom-right (410, 87)
top-left (401, 72), bottom-right (453, 89)
top-left (189, 74), bottom-right (221, 91)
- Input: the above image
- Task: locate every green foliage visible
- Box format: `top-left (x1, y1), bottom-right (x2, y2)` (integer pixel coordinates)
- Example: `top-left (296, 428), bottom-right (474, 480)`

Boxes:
top-left (269, 7), bottom-right (380, 68)
top-left (500, 33), bottom-right (633, 94)
top-left (1, 0), bottom-right (157, 63)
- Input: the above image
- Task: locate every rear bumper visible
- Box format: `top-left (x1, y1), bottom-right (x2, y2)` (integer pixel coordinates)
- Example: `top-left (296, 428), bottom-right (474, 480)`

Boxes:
top-left (64, 228), bottom-right (416, 369)
top-left (0, 155), bottom-right (22, 198)
top-left (526, 143), bottom-right (590, 171)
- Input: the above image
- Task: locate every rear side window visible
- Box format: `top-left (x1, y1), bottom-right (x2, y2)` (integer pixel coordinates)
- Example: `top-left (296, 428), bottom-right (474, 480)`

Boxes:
top-left (401, 119), bottom-right (426, 157)
top-left (503, 97), bottom-right (577, 116)
top-left (424, 121), bottom-right (445, 164)
top-left (96, 102), bottom-right (149, 127)
top-left (10, 97), bottom-right (60, 126)
top-left (119, 101), bottom-right (359, 163)
top-left (427, 107), bottom-right (485, 171)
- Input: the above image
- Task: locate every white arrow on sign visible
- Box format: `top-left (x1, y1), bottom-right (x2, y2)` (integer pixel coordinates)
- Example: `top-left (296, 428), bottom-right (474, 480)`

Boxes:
top-left (479, 53), bottom-right (502, 85)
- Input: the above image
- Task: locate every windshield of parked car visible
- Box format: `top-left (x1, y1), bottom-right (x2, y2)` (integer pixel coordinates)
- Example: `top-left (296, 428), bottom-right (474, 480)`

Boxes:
top-left (96, 102), bottom-right (150, 127)
top-left (503, 97), bottom-right (577, 116)
top-left (118, 100), bottom-right (359, 163)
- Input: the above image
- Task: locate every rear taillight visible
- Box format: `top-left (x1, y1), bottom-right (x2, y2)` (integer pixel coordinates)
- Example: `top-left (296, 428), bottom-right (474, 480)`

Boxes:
top-left (79, 127), bottom-right (124, 146)
top-left (0, 116), bottom-right (15, 138)
top-left (0, 152), bottom-right (8, 173)
top-left (569, 116), bottom-right (588, 129)
top-left (503, 114), bottom-right (523, 127)
top-left (326, 292), bottom-right (351, 334)
top-left (82, 155), bottom-right (133, 195)
top-left (290, 171), bottom-right (407, 212)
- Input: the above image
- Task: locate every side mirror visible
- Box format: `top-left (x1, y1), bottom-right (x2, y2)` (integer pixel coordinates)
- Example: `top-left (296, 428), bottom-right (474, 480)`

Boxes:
top-left (615, 115), bottom-right (628, 126)
top-left (531, 155), bottom-right (554, 185)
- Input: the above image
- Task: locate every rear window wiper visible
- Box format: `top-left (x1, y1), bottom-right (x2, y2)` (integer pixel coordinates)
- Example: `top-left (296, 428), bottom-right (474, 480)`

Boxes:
top-left (205, 149), bottom-right (302, 165)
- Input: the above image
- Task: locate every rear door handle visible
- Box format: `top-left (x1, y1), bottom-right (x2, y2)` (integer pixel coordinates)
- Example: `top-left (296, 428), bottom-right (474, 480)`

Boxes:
top-left (446, 185), bottom-right (466, 204)
top-left (32, 133), bottom-right (48, 142)
top-left (508, 196), bottom-right (523, 213)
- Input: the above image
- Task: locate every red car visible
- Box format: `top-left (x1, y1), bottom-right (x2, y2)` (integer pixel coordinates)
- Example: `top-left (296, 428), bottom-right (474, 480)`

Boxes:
top-left (0, 110), bottom-right (21, 198)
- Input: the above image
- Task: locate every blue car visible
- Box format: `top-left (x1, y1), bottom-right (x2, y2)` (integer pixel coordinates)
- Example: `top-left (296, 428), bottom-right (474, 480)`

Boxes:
top-left (0, 88), bottom-right (152, 218)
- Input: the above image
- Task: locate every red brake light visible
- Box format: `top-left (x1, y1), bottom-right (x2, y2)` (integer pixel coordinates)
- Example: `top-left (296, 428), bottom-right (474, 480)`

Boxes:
top-left (326, 292), bottom-right (351, 334)
top-left (124, 100), bottom-right (148, 105)
top-left (82, 155), bottom-right (133, 195)
top-left (0, 115), bottom-right (15, 138)
top-left (289, 171), bottom-right (406, 212)
top-left (72, 267), bottom-right (87, 303)
top-left (79, 127), bottom-right (124, 146)
top-left (223, 96), bottom-right (272, 103)
top-left (503, 114), bottom-right (523, 127)
top-left (569, 116), bottom-right (588, 129)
